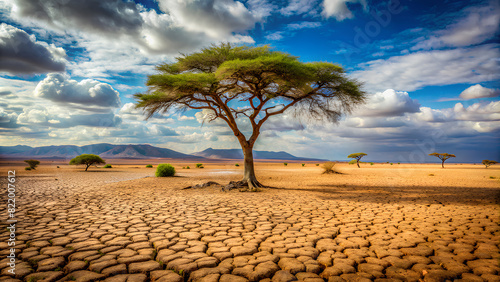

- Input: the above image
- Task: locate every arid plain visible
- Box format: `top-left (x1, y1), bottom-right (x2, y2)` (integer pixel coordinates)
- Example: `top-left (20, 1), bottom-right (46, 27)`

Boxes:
top-left (1, 161), bottom-right (499, 282)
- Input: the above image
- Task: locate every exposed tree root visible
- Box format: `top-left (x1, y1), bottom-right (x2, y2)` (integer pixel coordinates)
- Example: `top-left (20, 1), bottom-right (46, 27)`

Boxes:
top-left (181, 181), bottom-right (220, 190)
top-left (222, 179), bottom-right (267, 192)
top-left (182, 180), bottom-right (275, 192)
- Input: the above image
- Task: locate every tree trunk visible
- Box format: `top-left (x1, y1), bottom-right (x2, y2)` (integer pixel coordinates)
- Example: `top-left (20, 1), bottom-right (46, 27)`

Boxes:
top-left (441, 160), bottom-right (444, 168)
top-left (241, 145), bottom-right (263, 191)
top-left (85, 164), bottom-right (90, 171)
top-left (356, 160), bottom-right (360, 168)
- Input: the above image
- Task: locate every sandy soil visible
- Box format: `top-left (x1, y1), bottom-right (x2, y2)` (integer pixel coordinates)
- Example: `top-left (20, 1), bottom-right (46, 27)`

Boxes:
top-left (0, 161), bottom-right (499, 282)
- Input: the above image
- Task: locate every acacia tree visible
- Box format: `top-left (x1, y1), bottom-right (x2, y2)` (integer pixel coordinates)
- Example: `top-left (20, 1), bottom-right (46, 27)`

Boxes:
top-left (24, 159), bottom-right (40, 170)
top-left (70, 154), bottom-right (106, 171)
top-left (429, 153), bottom-right (455, 168)
top-left (348, 153), bottom-right (367, 168)
top-left (482, 160), bottom-right (497, 168)
top-left (135, 44), bottom-right (365, 190)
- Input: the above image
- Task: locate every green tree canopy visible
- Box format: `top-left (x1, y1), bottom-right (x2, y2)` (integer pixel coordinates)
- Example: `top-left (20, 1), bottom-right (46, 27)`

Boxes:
top-left (347, 153), bottom-right (367, 168)
top-left (24, 159), bottom-right (40, 170)
top-left (482, 160), bottom-right (497, 168)
top-left (135, 43), bottom-right (365, 190)
top-left (69, 154), bottom-right (106, 171)
top-left (429, 153), bottom-right (455, 168)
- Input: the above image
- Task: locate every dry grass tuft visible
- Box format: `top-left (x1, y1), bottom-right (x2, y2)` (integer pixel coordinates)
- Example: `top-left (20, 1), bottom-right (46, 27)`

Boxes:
top-left (322, 161), bottom-right (341, 174)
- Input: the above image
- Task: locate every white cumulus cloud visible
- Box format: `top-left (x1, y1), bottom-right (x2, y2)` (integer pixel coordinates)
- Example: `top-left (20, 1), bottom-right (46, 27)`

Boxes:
top-left (156, 0), bottom-right (259, 37)
top-left (459, 84), bottom-right (500, 100)
top-left (355, 89), bottom-right (421, 117)
top-left (322, 0), bottom-right (367, 21)
top-left (34, 73), bottom-right (120, 107)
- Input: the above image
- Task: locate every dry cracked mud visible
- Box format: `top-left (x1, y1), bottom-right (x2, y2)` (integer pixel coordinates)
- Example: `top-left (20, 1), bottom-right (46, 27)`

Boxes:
top-left (0, 163), bottom-right (499, 282)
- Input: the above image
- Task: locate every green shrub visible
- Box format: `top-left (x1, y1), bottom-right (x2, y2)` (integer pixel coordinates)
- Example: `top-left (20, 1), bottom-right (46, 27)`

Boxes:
top-left (25, 167), bottom-right (31, 171)
top-left (284, 163), bottom-right (288, 166)
top-left (490, 176), bottom-right (497, 179)
top-left (302, 163), bottom-right (305, 167)
top-left (429, 174), bottom-right (434, 176)
top-left (235, 163), bottom-right (240, 167)
top-left (146, 164), bottom-right (153, 168)
top-left (397, 162), bottom-right (400, 164)
top-left (349, 159), bottom-right (357, 165)
top-left (24, 159), bottom-right (40, 170)
top-left (370, 162), bottom-right (374, 165)
top-left (186, 166), bottom-right (190, 169)
top-left (156, 164), bottom-right (176, 177)
top-left (57, 166), bottom-right (60, 168)
top-left (316, 164), bottom-right (319, 166)
top-left (390, 163), bottom-right (393, 165)
top-left (182, 167), bottom-right (186, 169)
top-left (196, 163), bottom-right (204, 168)
top-left (103, 164), bottom-right (112, 168)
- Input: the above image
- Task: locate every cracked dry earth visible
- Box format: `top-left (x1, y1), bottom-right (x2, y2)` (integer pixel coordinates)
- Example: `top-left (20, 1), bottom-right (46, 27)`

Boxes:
top-left (0, 164), bottom-right (499, 282)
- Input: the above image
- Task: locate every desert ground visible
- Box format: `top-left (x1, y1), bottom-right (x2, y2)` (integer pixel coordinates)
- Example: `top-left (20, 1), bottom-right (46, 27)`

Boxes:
top-left (0, 160), bottom-right (499, 282)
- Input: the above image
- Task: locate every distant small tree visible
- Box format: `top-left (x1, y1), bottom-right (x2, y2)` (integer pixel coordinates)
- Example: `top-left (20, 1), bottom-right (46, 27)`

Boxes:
top-left (429, 153), bottom-right (455, 168)
top-left (24, 159), bottom-right (40, 170)
top-left (69, 154), bottom-right (106, 171)
top-left (348, 153), bottom-right (367, 168)
top-left (482, 160), bottom-right (498, 168)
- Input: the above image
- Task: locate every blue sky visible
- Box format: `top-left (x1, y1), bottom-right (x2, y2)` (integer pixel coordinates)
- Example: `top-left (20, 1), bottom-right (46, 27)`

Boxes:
top-left (0, 0), bottom-right (499, 162)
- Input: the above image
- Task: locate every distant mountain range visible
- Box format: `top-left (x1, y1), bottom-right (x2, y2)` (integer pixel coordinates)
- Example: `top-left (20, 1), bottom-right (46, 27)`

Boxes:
top-left (0, 144), bottom-right (195, 159)
top-left (193, 148), bottom-right (323, 161)
top-left (0, 144), bottom-right (322, 161)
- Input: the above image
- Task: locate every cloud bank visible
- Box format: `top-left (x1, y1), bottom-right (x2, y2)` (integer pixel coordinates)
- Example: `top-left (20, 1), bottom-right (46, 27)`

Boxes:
top-left (0, 23), bottom-right (66, 74)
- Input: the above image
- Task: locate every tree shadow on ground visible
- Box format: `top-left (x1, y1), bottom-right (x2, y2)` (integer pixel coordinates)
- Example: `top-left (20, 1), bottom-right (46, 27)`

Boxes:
top-left (73, 170), bottom-right (133, 173)
top-left (280, 184), bottom-right (500, 206)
